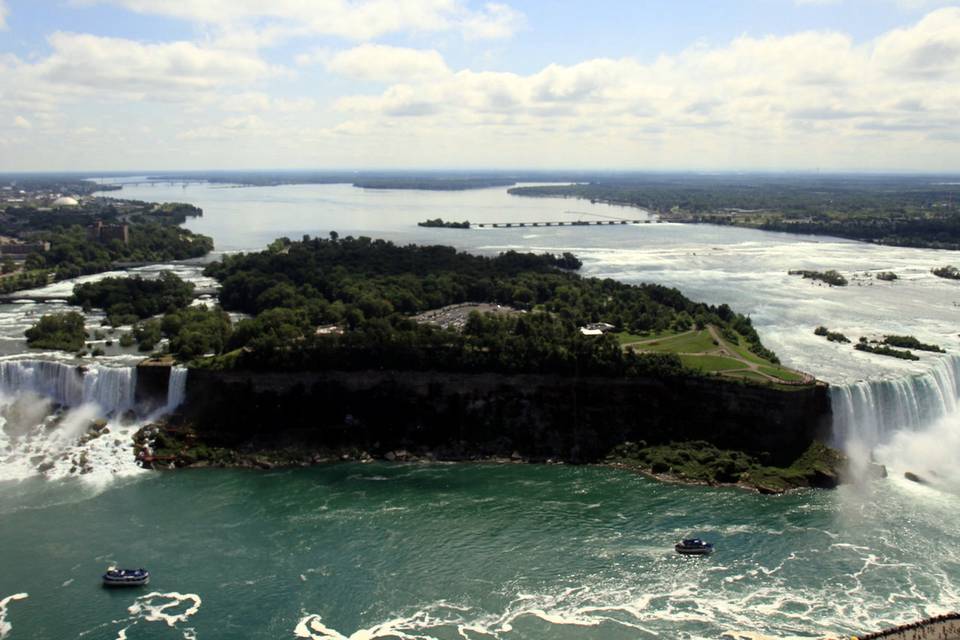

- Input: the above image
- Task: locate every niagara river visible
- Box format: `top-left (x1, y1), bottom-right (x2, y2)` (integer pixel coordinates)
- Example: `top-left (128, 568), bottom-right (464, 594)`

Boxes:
top-left (2, 180), bottom-right (960, 639)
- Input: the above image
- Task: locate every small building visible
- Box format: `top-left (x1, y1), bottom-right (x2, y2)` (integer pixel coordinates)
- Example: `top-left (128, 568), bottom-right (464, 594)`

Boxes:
top-left (88, 221), bottom-right (129, 245)
top-left (580, 328), bottom-right (604, 337)
top-left (52, 196), bottom-right (79, 207)
top-left (583, 322), bottom-right (616, 333)
top-left (315, 324), bottom-right (344, 336)
top-left (0, 241), bottom-right (50, 256)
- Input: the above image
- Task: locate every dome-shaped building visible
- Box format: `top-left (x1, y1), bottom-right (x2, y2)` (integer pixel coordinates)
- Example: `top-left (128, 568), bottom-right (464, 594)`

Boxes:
top-left (52, 196), bottom-right (79, 207)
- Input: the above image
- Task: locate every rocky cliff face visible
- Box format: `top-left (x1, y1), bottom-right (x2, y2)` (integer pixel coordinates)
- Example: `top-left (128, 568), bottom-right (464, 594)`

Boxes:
top-left (178, 369), bottom-right (831, 465)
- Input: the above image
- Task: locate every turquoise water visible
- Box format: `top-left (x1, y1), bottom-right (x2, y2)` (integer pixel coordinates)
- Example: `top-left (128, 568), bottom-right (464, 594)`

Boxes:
top-left (2, 464), bottom-right (959, 639)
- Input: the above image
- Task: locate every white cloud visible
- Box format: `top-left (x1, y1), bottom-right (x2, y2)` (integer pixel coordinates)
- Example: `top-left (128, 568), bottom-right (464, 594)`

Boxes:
top-left (217, 92), bottom-right (317, 113)
top-left (322, 7), bottom-right (960, 168)
top-left (325, 45), bottom-right (450, 82)
top-left (77, 0), bottom-right (524, 41)
top-left (873, 7), bottom-right (960, 77)
top-left (32, 32), bottom-right (278, 95)
top-left (13, 115), bottom-right (31, 129)
top-left (5, 6), bottom-right (960, 170)
top-left (461, 3), bottom-right (525, 39)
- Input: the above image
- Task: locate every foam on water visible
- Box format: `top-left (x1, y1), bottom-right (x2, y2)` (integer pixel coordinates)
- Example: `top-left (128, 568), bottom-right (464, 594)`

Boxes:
top-left (0, 593), bottom-right (28, 640)
top-left (107, 592), bottom-right (201, 640)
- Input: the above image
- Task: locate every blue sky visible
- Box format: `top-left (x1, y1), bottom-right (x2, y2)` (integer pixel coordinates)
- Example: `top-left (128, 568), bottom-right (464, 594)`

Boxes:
top-left (1, 0), bottom-right (959, 171)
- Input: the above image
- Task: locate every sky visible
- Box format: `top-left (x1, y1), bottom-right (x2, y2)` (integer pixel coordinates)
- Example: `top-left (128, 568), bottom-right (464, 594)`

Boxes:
top-left (0, 0), bottom-right (959, 172)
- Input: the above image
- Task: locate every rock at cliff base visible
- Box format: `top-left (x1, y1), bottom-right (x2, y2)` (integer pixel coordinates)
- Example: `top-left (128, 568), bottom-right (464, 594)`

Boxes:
top-left (904, 471), bottom-right (928, 484)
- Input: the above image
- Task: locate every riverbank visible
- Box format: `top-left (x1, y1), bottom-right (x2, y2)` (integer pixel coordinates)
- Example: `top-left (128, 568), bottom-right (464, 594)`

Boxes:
top-left (133, 417), bottom-right (846, 494)
top-left (606, 440), bottom-right (848, 494)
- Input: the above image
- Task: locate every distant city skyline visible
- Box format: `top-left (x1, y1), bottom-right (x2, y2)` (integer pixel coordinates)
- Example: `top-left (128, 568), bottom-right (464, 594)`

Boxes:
top-left (1, 0), bottom-right (959, 171)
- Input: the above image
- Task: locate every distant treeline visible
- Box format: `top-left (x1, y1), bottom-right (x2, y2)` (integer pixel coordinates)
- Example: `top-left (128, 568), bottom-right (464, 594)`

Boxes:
top-left (355, 178), bottom-right (517, 191)
top-left (143, 172), bottom-right (521, 191)
top-left (508, 175), bottom-right (960, 250)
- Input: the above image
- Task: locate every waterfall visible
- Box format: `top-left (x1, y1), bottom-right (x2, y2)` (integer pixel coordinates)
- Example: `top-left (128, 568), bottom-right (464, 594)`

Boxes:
top-left (166, 366), bottom-right (188, 411)
top-left (0, 360), bottom-right (179, 482)
top-left (830, 355), bottom-right (960, 485)
top-left (0, 360), bottom-right (137, 414)
top-left (830, 355), bottom-right (960, 451)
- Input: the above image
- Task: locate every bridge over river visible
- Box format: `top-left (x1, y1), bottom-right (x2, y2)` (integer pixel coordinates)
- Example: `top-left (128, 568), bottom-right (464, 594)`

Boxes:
top-left (474, 218), bottom-right (663, 228)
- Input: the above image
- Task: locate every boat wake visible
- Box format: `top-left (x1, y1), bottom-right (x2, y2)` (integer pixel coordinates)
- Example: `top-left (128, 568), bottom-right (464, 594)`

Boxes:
top-left (0, 593), bottom-right (28, 640)
top-left (115, 592), bottom-right (202, 640)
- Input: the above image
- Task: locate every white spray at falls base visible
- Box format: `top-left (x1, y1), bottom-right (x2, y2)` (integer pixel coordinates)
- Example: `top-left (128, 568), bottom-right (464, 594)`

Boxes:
top-left (831, 354), bottom-right (960, 488)
top-left (0, 360), bottom-right (182, 483)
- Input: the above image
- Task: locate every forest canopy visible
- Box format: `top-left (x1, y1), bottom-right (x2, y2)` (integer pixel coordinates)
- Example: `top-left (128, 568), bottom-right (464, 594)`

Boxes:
top-left (200, 234), bottom-right (776, 376)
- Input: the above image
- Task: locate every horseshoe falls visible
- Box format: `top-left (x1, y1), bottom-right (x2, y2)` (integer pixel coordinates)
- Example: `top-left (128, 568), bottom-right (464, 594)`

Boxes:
top-left (830, 355), bottom-right (960, 488)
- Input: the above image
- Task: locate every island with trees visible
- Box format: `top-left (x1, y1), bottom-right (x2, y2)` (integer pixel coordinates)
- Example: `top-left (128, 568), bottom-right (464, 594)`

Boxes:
top-left (418, 218), bottom-right (471, 229)
top-left (85, 234), bottom-right (839, 493)
top-left (932, 265), bottom-right (960, 280)
top-left (789, 270), bottom-right (848, 287)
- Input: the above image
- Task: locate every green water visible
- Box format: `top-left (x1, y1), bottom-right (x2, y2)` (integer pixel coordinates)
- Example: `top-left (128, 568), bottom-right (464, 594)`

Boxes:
top-left (2, 464), bottom-right (958, 639)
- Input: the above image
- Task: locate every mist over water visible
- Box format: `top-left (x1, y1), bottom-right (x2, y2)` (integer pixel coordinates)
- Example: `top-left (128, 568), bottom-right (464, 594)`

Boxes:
top-left (0, 181), bottom-right (958, 638)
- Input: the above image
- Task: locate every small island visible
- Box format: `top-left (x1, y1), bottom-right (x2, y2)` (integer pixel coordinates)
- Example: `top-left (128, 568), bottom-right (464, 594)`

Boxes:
top-left (882, 334), bottom-right (945, 353)
top-left (814, 326), bottom-right (851, 343)
top-left (932, 265), bottom-right (960, 280)
top-left (418, 218), bottom-right (471, 229)
top-left (855, 338), bottom-right (920, 361)
top-left (789, 270), bottom-right (848, 287)
top-left (812, 328), bottom-right (945, 359)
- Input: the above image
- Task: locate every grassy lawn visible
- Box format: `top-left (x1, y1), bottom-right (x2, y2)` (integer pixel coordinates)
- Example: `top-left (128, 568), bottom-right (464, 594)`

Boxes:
top-left (641, 330), bottom-right (717, 354)
top-left (731, 370), bottom-right (773, 383)
top-left (679, 354), bottom-right (748, 373)
top-left (724, 334), bottom-right (771, 366)
top-left (616, 329), bottom-right (680, 345)
top-left (759, 365), bottom-right (806, 382)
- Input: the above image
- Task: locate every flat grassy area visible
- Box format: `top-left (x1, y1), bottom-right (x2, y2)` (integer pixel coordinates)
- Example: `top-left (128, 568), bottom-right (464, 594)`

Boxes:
top-left (759, 365), bottom-right (806, 382)
top-left (679, 354), bottom-right (748, 373)
top-left (734, 370), bottom-right (773, 383)
top-left (621, 325), bottom-right (815, 387)
top-left (616, 329), bottom-right (681, 345)
top-left (640, 330), bottom-right (717, 354)
top-left (725, 334), bottom-right (771, 366)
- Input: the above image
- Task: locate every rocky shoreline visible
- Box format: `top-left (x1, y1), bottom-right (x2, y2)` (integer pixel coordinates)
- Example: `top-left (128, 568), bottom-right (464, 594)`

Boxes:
top-left (133, 420), bottom-right (848, 494)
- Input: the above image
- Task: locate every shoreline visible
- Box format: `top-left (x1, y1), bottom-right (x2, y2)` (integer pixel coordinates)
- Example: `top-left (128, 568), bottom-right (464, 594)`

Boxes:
top-left (133, 422), bottom-right (846, 495)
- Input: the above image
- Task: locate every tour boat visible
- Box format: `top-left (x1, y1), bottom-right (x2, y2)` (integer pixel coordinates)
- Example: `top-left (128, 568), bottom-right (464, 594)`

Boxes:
top-left (675, 538), bottom-right (714, 556)
top-left (102, 567), bottom-right (150, 587)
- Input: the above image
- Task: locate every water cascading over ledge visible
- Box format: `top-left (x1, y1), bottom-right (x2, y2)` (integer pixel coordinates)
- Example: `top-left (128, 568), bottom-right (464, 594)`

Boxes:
top-left (830, 354), bottom-right (960, 454)
top-left (0, 360), bottom-right (185, 481)
top-left (0, 360), bottom-right (137, 414)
